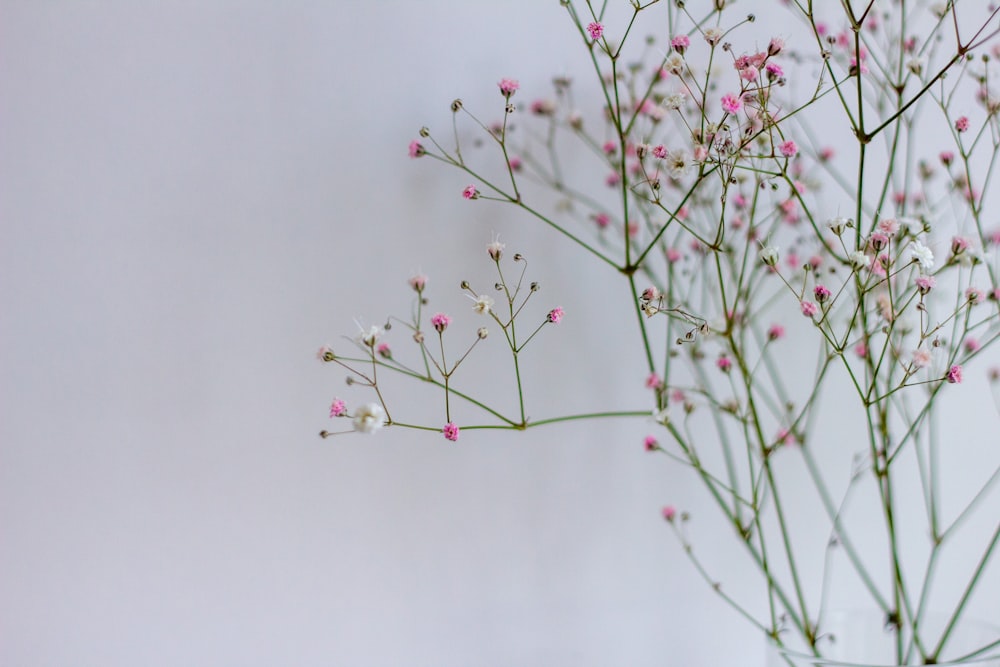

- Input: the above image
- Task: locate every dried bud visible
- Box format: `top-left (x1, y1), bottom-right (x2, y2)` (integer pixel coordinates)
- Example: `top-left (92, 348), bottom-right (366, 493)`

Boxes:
top-left (477, 327), bottom-right (489, 339)
top-left (419, 126), bottom-right (430, 138)
top-left (451, 99), bottom-right (463, 112)
top-left (530, 282), bottom-right (540, 292)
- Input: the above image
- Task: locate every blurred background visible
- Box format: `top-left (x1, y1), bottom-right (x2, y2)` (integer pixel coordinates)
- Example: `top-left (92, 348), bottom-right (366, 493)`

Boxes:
top-left (3, 2), bottom-right (998, 666)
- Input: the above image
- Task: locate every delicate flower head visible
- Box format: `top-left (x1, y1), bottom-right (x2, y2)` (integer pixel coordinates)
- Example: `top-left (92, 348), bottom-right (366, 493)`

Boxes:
top-left (353, 403), bottom-right (386, 434)
top-left (462, 184), bottom-right (479, 200)
top-left (487, 235), bottom-right (505, 260)
top-left (430, 312), bottom-right (451, 333)
top-left (377, 342), bottom-right (392, 359)
top-left (409, 273), bottom-right (428, 292)
top-left (317, 345), bottom-right (335, 362)
top-left (910, 240), bottom-right (934, 272)
top-left (826, 217), bottom-right (850, 235)
top-left (955, 116), bottom-right (970, 132)
top-left (470, 293), bottom-right (494, 315)
top-left (716, 356), bottom-right (732, 372)
top-left (664, 53), bottom-right (685, 75)
top-left (759, 245), bottom-right (779, 267)
top-left (779, 140), bottom-right (798, 158)
top-left (408, 140), bottom-right (425, 158)
top-left (940, 150), bottom-right (955, 165)
top-left (358, 325), bottom-right (382, 347)
top-left (951, 236), bottom-right (971, 256)
top-left (671, 34), bottom-right (690, 53)
top-left (644, 435), bottom-right (659, 451)
top-left (765, 62), bottom-right (784, 80)
top-left (498, 78), bottom-right (519, 98)
top-left (965, 337), bottom-right (982, 354)
top-left (587, 21), bottom-right (604, 41)
top-left (849, 250), bottom-right (869, 270)
top-left (703, 27), bottom-right (723, 45)
top-left (662, 505), bottom-right (677, 521)
top-left (868, 232), bottom-right (889, 252)
top-left (767, 324), bottom-right (785, 341)
top-left (645, 372), bottom-right (664, 390)
top-left (878, 218), bottom-right (900, 236)
top-left (966, 287), bottom-right (985, 305)
top-left (911, 348), bottom-right (932, 369)
top-left (800, 300), bottom-right (819, 318)
top-left (663, 92), bottom-right (687, 111)
top-left (443, 422), bottom-right (460, 441)
top-left (721, 93), bottom-right (742, 115)
top-left (814, 284), bottom-right (831, 303)
top-left (547, 307), bottom-right (565, 324)
top-left (915, 275), bottom-right (936, 294)
top-left (947, 364), bottom-right (963, 384)
top-left (768, 36), bottom-right (785, 55)
top-left (329, 398), bottom-right (346, 418)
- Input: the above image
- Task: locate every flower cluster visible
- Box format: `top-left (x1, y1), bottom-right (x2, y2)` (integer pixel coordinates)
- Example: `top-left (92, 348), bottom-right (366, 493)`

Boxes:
top-left (322, 1), bottom-right (1000, 662)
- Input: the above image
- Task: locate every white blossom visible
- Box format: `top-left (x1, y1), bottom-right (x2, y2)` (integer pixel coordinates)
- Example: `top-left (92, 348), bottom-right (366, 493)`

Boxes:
top-left (353, 403), bottom-right (386, 434)
top-left (910, 240), bottom-right (934, 272)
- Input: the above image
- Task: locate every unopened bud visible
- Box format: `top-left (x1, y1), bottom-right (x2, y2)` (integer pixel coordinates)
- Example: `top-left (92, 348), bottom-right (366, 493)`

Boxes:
top-left (530, 282), bottom-right (540, 292)
top-left (451, 99), bottom-right (463, 112)
top-left (419, 126), bottom-right (429, 138)
top-left (477, 327), bottom-right (489, 339)
top-left (460, 280), bottom-right (470, 290)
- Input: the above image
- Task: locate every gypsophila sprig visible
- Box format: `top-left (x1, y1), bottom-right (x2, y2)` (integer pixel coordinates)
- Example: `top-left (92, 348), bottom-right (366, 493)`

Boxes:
top-left (320, 1), bottom-right (1000, 663)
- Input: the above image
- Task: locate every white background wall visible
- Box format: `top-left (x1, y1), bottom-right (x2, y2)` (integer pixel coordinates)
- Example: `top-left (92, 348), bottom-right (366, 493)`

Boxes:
top-left (3, 2), bottom-right (999, 666)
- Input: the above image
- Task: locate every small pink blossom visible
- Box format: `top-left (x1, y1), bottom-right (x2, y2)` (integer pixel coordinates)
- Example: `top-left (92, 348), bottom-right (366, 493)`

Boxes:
top-left (443, 422), bottom-right (460, 441)
top-left (498, 78), bottom-right (520, 98)
top-left (912, 348), bottom-right (932, 368)
top-left (940, 151), bottom-right (955, 165)
top-left (966, 287), bottom-right (985, 305)
top-left (878, 218), bottom-right (900, 236)
top-left (594, 212), bottom-right (610, 229)
top-left (855, 342), bottom-right (868, 358)
top-left (768, 324), bottom-right (785, 340)
top-left (716, 356), bottom-right (732, 372)
top-left (814, 285), bottom-right (831, 303)
top-left (547, 307), bottom-right (565, 324)
top-left (408, 140), bottom-right (425, 158)
top-left (605, 172), bottom-right (621, 187)
top-left (869, 232), bottom-right (889, 252)
top-left (951, 236), bottom-right (971, 255)
top-left (662, 506), bottom-right (677, 522)
top-left (779, 140), bottom-right (798, 158)
top-left (408, 273), bottom-right (428, 292)
top-left (377, 342), bottom-right (392, 359)
top-left (587, 21), bottom-right (604, 41)
top-left (800, 300), bottom-right (819, 318)
top-left (819, 147), bottom-right (835, 161)
top-left (431, 313), bottom-right (451, 332)
top-left (947, 364), bottom-right (963, 384)
top-left (671, 34), bottom-right (690, 53)
top-left (768, 37), bottom-right (785, 55)
top-left (329, 398), bottom-right (346, 418)
top-left (508, 156), bottom-right (522, 171)
top-left (955, 116), bottom-right (970, 132)
top-left (645, 373), bottom-right (664, 390)
top-left (765, 62), bottom-right (784, 80)
top-left (317, 345), bottom-right (334, 362)
top-left (652, 144), bottom-right (668, 159)
top-left (666, 247), bottom-right (682, 263)
top-left (721, 93), bottom-right (742, 114)
top-left (644, 435), bottom-right (659, 451)
top-left (915, 275), bottom-right (936, 294)
top-left (965, 337), bottom-right (982, 354)
top-left (462, 185), bottom-right (479, 200)
top-left (602, 140), bottom-right (617, 155)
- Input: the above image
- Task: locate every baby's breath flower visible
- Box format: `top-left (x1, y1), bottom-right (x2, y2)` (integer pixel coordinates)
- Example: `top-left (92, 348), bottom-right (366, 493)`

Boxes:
top-left (910, 240), bottom-right (934, 272)
top-left (353, 403), bottom-right (386, 434)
